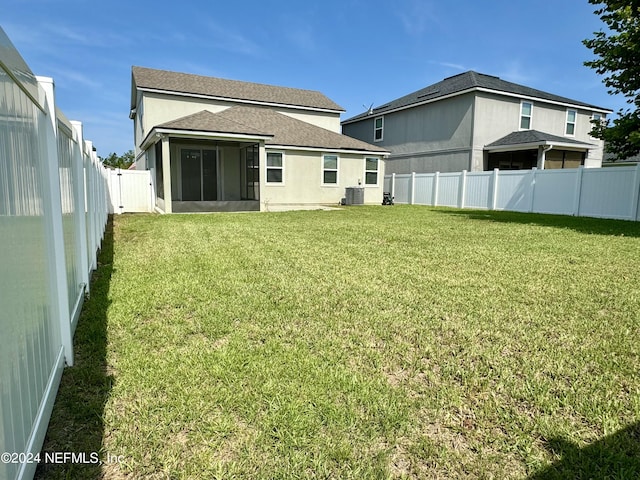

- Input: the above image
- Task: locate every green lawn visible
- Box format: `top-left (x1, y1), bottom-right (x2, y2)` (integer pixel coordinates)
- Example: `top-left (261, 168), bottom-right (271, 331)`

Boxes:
top-left (38, 206), bottom-right (640, 479)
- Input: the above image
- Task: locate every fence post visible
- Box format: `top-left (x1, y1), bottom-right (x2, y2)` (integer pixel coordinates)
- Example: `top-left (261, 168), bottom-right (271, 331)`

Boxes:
top-left (391, 173), bottom-right (396, 200)
top-left (433, 171), bottom-right (440, 206)
top-left (458, 170), bottom-right (467, 209)
top-left (70, 121), bottom-right (90, 296)
top-left (631, 162), bottom-right (640, 221)
top-left (410, 172), bottom-right (416, 205)
top-left (37, 76), bottom-right (74, 366)
top-left (573, 166), bottom-right (585, 216)
top-left (85, 142), bottom-right (97, 272)
top-left (491, 168), bottom-right (499, 210)
top-left (528, 167), bottom-right (537, 213)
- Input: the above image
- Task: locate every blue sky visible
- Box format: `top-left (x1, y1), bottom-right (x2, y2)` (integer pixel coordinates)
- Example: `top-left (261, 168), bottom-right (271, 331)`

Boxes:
top-left (3, 0), bottom-right (626, 157)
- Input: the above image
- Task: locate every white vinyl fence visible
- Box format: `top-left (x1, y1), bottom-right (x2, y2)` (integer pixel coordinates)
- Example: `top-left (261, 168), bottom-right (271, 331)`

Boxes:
top-left (107, 169), bottom-right (153, 214)
top-left (1, 27), bottom-right (108, 480)
top-left (385, 165), bottom-right (640, 221)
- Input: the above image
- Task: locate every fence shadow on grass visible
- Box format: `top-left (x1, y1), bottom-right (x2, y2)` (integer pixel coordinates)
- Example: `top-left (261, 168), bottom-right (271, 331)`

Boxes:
top-left (35, 215), bottom-right (115, 480)
top-left (528, 421), bottom-right (640, 479)
top-left (433, 208), bottom-right (640, 238)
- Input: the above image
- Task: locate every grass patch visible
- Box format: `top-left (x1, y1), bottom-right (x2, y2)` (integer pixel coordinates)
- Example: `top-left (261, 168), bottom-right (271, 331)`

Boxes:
top-left (40, 206), bottom-right (640, 478)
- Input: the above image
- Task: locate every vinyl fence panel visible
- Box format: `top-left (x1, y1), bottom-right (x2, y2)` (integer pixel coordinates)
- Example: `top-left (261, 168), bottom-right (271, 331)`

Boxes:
top-left (532, 169), bottom-right (577, 215)
top-left (0, 27), bottom-right (108, 480)
top-left (464, 172), bottom-right (492, 209)
top-left (385, 164), bottom-right (640, 221)
top-left (579, 166), bottom-right (640, 220)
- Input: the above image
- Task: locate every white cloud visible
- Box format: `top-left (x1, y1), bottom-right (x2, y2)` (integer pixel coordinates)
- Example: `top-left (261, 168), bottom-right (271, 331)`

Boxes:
top-left (397, 0), bottom-right (438, 37)
top-left (202, 21), bottom-right (262, 56)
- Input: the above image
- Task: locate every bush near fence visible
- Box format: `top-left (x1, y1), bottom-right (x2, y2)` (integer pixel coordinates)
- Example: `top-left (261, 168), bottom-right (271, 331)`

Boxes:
top-left (385, 166), bottom-right (640, 221)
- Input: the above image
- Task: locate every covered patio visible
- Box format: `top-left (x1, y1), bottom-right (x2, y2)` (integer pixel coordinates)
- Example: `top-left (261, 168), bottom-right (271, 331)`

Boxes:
top-left (485, 130), bottom-right (595, 170)
top-left (140, 110), bottom-right (272, 213)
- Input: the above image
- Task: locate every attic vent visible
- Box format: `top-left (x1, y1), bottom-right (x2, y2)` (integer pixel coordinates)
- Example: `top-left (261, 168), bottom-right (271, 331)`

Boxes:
top-left (417, 89), bottom-right (440, 99)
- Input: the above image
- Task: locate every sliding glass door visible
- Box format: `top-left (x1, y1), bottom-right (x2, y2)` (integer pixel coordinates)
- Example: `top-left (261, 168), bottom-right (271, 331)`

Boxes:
top-left (181, 148), bottom-right (217, 201)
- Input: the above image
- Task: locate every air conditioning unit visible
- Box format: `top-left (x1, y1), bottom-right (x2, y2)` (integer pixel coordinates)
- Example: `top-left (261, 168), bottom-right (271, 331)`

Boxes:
top-left (345, 187), bottom-right (364, 205)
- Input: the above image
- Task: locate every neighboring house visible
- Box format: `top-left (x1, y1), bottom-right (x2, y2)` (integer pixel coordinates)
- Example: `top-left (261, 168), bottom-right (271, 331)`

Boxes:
top-left (130, 66), bottom-right (388, 213)
top-left (341, 71), bottom-right (612, 174)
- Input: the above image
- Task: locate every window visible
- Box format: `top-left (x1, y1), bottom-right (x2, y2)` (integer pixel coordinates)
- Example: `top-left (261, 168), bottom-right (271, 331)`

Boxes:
top-left (322, 154), bottom-right (338, 185)
top-left (266, 152), bottom-right (284, 183)
top-left (374, 116), bottom-right (384, 141)
top-left (520, 101), bottom-right (532, 129)
top-left (365, 157), bottom-right (379, 185)
top-left (566, 109), bottom-right (577, 136)
top-left (590, 112), bottom-right (604, 138)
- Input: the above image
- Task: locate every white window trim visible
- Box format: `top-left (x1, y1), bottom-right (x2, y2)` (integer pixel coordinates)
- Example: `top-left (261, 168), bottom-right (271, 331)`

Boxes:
top-left (364, 157), bottom-right (380, 186)
top-left (520, 101), bottom-right (533, 130)
top-left (321, 153), bottom-right (339, 187)
top-left (374, 116), bottom-right (384, 142)
top-left (565, 109), bottom-right (577, 137)
top-left (265, 150), bottom-right (285, 186)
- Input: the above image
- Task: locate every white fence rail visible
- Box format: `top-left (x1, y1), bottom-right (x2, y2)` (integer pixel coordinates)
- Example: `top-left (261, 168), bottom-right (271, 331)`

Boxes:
top-left (1, 27), bottom-right (108, 480)
top-left (107, 169), bottom-right (153, 214)
top-left (385, 166), bottom-right (640, 221)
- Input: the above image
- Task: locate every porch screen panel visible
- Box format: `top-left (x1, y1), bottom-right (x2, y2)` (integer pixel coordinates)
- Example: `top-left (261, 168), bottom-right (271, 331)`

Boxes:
top-left (181, 149), bottom-right (201, 201)
top-left (155, 141), bottom-right (163, 199)
top-left (202, 149), bottom-right (217, 201)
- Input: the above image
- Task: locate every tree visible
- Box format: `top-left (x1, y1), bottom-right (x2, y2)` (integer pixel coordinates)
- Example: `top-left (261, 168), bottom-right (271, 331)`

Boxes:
top-left (583, 0), bottom-right (640, 160)
top-left (100, 150), bottom-right (135, 169)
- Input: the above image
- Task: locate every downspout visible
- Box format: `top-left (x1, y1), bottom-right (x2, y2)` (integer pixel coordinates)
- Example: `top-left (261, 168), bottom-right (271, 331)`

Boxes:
top-left (539, 144), bottom-right (553, 170)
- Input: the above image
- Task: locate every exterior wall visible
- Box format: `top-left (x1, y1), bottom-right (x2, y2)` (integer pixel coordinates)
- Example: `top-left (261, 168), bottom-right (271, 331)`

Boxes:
top-left (385, 150), bottom-right (471, 174)
top-left (342, 93), bottom-right (474, 173)
top-left (261, 150), bottom-right (385, 207)
top-left (276, 108), bottom-right (341, 133)
top-left (473, 92), bottom-right (606, 167)
top-left (344, 90), bottom-right (607, 173)
top-left (134, 91), bottom-right (341, 153)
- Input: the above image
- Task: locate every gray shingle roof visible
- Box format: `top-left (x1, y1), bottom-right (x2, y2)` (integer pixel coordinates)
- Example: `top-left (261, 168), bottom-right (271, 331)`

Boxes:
top-left (343, 71), bottom-right (611, 123)
top-left (157, 110), bottom-right (273, 138)
top-left (152, 106), bottom-right (388, 154)
top-left (486, 130), bottom-right (595, 148)
top-left (132, 66), bottom-right (344, 112)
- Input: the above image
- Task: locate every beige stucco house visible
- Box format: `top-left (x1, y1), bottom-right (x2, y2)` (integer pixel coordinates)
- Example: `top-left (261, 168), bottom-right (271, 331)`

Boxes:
top-left (342, 71), bottom-right (612, 174)
top-left (130, 66), bottom-right (388, 212)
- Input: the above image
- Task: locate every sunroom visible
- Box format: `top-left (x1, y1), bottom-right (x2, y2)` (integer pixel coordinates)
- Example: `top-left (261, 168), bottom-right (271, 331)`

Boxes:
top-left (140, 110), bottom-right (272, 213)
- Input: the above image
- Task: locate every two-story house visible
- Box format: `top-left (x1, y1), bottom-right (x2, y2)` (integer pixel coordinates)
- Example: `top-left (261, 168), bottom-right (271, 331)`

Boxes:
top-left (130, 66), bottom-right (387, 213)
top-left (341, 71), bottom-right (611, 174)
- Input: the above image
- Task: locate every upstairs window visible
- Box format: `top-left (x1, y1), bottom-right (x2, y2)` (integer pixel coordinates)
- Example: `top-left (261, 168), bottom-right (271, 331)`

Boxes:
top-left (365, 157), bottom-right (379, 185)
top-left (322, 154), bottom-right (338, 185)
top-left (566, 109), bottom-right (577, 136)
top-left (374, 116), bottom-right (384, 141)
top-left (520, 101), bottom-right (532, 129)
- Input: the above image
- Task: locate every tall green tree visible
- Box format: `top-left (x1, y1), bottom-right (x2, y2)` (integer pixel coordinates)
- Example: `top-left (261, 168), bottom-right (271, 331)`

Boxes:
top-left (583, 0), bottom-right (640, 160)
top-left (100, 150), bottom-right (135, 169)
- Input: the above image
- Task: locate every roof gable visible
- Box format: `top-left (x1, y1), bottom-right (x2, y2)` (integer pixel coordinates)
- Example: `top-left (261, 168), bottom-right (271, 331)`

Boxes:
top-left (343, 71), bottom-right (611, 123)
top-left (132, 66), bottom-right (344, 112)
